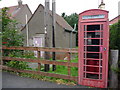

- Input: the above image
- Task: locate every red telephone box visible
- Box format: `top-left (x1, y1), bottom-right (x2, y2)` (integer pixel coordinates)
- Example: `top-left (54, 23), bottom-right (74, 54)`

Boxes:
top-left (78, 9), bottom-right (109, 88)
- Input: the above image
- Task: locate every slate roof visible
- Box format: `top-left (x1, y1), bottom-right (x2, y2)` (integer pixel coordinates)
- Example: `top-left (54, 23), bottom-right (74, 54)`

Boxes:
top-left (3, 4), bottom-right (32, 18)
top-left (109, 15), bottom-right (120, 25)
top-left (49, 10), bottom-right (73, 30)
top-left (21, 4), bottom-right (73, 31)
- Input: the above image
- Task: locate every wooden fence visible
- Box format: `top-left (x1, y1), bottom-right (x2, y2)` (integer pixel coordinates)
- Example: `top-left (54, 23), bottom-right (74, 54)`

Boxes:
top-left (1, 46), bottom-right (78, 82)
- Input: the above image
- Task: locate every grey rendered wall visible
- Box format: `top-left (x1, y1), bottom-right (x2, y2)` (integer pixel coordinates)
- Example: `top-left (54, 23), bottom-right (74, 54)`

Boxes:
top-left (15, 5), bottom-right (32, 28)
top-left (28, 5), bottom-right (45, 42)
top-left (48, 15), bottom-right (70, 48)
top-left (22, 5), bottom-right (45, 46)
top-left (55, 24), bottom-right (69, 48)
top-left (72, 33), bottom-right (76, 48)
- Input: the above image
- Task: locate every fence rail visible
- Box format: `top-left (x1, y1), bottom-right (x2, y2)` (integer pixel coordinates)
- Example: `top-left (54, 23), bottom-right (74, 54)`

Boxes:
top-left (2, 46), bottom-right (78, 82)
top-left (2, 57), bottom-right (78, 67)
top-left (2, 65), bottom-right (78, 82)
top-left (2, 46), bottom-right (78, 53)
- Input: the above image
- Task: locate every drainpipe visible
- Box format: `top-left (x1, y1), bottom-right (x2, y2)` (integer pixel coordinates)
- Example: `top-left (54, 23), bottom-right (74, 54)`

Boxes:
top-left (26, 14), bottom-right (29, 46)
top-left (70, 24), bottom-right (76, 48)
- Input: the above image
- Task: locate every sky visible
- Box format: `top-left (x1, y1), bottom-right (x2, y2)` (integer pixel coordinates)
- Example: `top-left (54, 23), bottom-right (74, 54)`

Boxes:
top-left (0, 0), bottom-right (120, 20)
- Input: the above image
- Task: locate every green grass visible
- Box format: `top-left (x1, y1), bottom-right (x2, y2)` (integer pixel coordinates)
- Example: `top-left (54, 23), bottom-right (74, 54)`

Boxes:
top-left (48, 65), bottom-right (68, 75)
top-left (47, 65), bottom-right (78, 76)
top-left (47, 55), bottom-right (78, 76)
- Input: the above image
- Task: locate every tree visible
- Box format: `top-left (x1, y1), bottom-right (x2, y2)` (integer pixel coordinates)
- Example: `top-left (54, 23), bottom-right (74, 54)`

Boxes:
top-left (61, 13), bottom-right (79, 46)
top-left (110, 20), bottom-right (120, 50)
top-left (110, 20), bottom-right (120, 86)
top-left (62, 13), bottom-right (78, 28)
top-left (1, 7), bottom-right (28, 70)
top-left (1, 7), bottom-right (24, 46)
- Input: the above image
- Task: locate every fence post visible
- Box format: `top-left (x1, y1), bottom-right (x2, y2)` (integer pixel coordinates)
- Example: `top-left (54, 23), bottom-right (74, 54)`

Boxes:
top-left (109, 50), bottom-right (119, 88)
top-left (1, 50), bottom-right (4, 65)
top-left (37, 51), bottom-right (41, 71)
top-left (67, 52), bottom-right (71, 76)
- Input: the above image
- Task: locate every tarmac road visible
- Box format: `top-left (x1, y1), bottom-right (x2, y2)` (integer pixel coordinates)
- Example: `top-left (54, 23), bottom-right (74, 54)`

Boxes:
top-left (2, 72), bottom-right (87, 88)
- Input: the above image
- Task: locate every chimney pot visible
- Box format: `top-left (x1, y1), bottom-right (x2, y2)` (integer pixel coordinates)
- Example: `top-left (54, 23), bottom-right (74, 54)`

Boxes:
top-left (52, 0), bottom-right (55, 3)
top-left (18, 0), bottom-right (22, 7)
top-left (98, 0), bottom-right (105, 10)
top-left (45, 0), bottom-right (49, 2)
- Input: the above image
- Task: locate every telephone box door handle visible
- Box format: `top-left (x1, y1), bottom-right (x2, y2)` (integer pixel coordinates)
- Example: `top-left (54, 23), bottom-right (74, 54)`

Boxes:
top-left (104, 48), bottom-right (106, 51)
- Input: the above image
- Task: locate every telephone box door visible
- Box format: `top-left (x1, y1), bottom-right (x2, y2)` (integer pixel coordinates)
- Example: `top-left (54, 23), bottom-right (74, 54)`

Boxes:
top-left (78, 21), bottom-right (109, 88)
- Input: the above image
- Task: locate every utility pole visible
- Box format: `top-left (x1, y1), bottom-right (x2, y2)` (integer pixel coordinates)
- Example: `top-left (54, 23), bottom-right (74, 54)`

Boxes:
top-left (52, 0), bottom-right (56, 71)
top-left (44, 0), bottom-right (50, 72)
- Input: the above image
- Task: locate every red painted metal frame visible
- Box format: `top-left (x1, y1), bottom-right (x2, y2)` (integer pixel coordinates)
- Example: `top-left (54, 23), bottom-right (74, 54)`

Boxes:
top-left (78, 9), bottom-right (109, 88)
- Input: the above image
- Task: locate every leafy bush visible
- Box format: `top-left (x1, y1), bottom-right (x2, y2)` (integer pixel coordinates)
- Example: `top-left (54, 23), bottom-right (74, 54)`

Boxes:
top-left (110, 20), bottom-right (120, 84)
top-left (5, 50), bottom-right (37, 70)
top-left (1, 7), bottom-right (24, 47)
top-left (1, 7), bottom-right (27, 70)
top-left (6, 61), bottom-right (28, 70)
top-left (110, 20), bottom-right (120, 50)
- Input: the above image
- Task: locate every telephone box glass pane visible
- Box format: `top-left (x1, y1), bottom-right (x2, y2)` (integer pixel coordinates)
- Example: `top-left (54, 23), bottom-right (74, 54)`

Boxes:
top-left (84, 53), bottom-right (101, 59)
top-left (84, 39), bottom-right (103, 45)
top-left (84, 46), bottom-right (100, 52)
top-left (86, 73), bottom-right (99, 79)
top-left (86, 66), bottom-right (99, 72)
top-left (85, 60), bottom-right (99, 66)
top-left (84, 32), bottom-right (103, 38)
top-left (85, 25), bottom-right (100, 31)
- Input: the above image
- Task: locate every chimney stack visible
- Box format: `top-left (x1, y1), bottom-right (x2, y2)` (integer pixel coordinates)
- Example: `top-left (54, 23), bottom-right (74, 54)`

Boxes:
top-left (18, 0), bottom-right (23, 7)
top-left (98, 0), bottom-right (105, 10)
top-left (52, 0), bottom-right (56, 27)
top-left (45, 0), bottom-right (50, 10)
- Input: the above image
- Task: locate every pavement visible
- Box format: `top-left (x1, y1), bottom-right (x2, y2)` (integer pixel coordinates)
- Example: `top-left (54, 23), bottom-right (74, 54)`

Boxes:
top-left (2, 72), bottom-right (87, 88)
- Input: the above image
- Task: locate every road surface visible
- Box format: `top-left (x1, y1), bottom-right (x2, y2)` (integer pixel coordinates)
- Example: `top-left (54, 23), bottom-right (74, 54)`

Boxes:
top-left (2, 72), bottom-right (87, 88)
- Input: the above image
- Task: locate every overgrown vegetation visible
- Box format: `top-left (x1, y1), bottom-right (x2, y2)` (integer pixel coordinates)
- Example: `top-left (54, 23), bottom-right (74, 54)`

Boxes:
top-left (1, 7), bottom-right (28, 70)
top-left (110, 20), bottom-right (120, 85)
top-left (2, 7), bottom-right (24, 46)
top-left (110, 20), bottom-right (120, 50)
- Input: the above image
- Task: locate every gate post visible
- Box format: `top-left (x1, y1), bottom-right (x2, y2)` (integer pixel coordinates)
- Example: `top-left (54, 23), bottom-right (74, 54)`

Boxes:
top-left (67, 52), bottom-right (71, 76)
top-left (109, 50), bottom-right (119, 88)
top-left (37, 51), bottom-right (41, 71)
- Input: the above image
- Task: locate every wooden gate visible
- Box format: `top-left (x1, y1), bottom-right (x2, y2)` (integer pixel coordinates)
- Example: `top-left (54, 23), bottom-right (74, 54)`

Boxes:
top-left (2, 46), bottom-right (78, 82)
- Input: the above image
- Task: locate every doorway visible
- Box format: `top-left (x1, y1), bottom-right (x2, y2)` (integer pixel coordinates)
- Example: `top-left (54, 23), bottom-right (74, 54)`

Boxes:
top-left (33, 36), bottom-right (44, 58)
